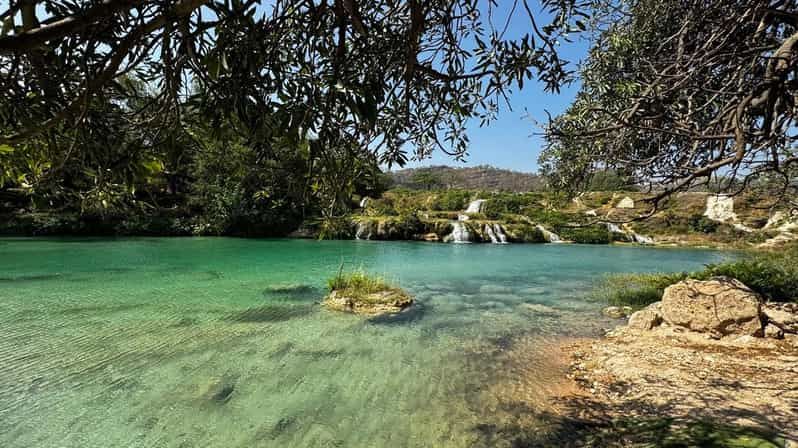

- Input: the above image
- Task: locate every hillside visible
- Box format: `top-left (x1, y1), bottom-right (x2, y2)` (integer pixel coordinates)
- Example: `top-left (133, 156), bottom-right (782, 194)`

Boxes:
top-left (388, 165), bottom-right (543, 192)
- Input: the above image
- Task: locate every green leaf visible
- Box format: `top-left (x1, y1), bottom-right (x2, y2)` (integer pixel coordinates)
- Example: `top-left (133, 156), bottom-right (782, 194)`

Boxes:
top-left (0, 144), bottom-right (13, 154)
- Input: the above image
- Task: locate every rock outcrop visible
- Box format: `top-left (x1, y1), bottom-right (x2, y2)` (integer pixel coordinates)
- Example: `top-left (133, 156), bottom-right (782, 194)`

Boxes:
top-left (762, 302), bottom-right (798, 334)
top-left (661, 277), bottom-right (763, 336)
top-left (616, 196), bottom-right (635, 209)
top-left (324, 289), bottom-right (414, 316)
top-left (628, 302), bottom-right (663, 330)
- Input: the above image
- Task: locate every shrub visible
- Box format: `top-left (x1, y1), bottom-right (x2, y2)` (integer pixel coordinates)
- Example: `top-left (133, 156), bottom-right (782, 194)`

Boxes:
top-left (593, 272), bottom-right (691, 308)
top-left (688, 215), bottom-right (720, 233)
top-left (595, 244), bottom-right (798, 307)
top-left (432, 189), bottom-right (472, 211)
top-left (557, 225), bottom-right (612, 244)
top-left (318, 217), bottom-right (354, 240)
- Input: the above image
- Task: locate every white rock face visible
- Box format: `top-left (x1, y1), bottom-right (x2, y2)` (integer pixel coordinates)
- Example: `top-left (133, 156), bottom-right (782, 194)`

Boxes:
top-left (704, 195), bottom-right (737, 222)
top-left (464, 199), bottom-right (487, 214)
top-left (616, 197), bottom-right (635, 209)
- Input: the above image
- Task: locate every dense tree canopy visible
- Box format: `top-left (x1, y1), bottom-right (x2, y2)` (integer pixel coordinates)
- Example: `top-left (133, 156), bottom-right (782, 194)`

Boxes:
top-left (0, 0), bottom-right (590, 230)
top-left (542, 0), bottom-right (798, 208)
top-left (1, 0), bottom-right (586, 160)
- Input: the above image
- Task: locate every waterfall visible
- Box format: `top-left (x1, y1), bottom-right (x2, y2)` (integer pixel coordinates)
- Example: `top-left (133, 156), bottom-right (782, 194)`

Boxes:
top-left (445, 221), bottom-right (472, 243)
top-left (493, 224), bottom-right (508, 244)
top-left (359, 197), bottom-right (370, 208)
top-left (355, 221), bottom-right (373, 240)
top-left (484, 224), bottom-right (499, 243)
top-left (536, 225), bottom-right (563, 243)
top-left (465, 199), bottom-right (487, 214)
top-left (605, 222), bottom-right (654, 245)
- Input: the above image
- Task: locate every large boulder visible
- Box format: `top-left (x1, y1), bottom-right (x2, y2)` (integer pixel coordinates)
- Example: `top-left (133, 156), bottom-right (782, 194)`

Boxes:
top-left (628, 302), bottom-right (663, 330)
top-left (661, 277), bottom-right (763, 336)
top-left (762, 303), bottom-right (798, 334)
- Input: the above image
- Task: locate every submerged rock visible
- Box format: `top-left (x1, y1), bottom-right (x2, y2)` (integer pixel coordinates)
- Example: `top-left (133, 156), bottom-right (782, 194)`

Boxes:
top-left (324, 289), bottom-right (414, 316)
top-left (661, 277), bottom-right (763, 336)
top-left (602, 306), bottom-right (633, 319)
top-left (200, 376), bottom-right (237, 403)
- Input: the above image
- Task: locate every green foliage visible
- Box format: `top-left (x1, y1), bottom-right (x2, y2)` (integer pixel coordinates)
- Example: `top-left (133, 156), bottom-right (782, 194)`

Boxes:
top-left (699, 248), bottom-right (798, 302)
top-left (432, 189), bottom-right (472, 211)
top-left (596, 245), bottom-right (798, 307)
top-left (587, 170), bottom-right (637, 192)
top-left (326, 269), bottom-right (410, 304)
top-left (594, 272), bottom-right (690, 308)
top-left (557, 225), bottom-right (612, 244)
top-left (505, 224), bottom-right (546, 243)
top-left (318, 217), bottom-right (354, 240)
top-left (688, 215), bottom-right (720, 234)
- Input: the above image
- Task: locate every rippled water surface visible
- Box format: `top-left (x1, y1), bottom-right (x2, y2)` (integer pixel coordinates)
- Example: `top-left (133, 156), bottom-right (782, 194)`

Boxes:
top-left (0, 238), bottom-right (729, 447)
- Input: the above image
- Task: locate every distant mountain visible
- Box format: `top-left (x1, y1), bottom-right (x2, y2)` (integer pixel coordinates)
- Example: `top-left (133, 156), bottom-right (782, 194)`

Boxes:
top-left (388, 165), bottom-right (544, 192)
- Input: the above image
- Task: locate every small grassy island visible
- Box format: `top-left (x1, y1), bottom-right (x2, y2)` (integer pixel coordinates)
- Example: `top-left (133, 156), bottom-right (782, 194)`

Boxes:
top-left (324, 271), bottom-right (414, 316)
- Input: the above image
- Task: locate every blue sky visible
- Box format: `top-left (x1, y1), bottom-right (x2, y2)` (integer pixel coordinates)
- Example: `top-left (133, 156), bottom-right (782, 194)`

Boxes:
top-left (405, 3), bottom-right (591, 173)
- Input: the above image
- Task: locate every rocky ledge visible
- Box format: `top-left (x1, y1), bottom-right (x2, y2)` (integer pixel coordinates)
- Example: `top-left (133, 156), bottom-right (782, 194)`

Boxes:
top-left (323, 289), bottom-right (414, 316)
top-left (568, 277), bottom-right (798, 442)
top-left (625, 276), bottom-right (797, 340)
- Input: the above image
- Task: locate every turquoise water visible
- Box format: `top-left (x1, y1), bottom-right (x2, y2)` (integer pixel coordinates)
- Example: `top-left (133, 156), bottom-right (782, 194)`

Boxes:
top-left (0, 238), bottom-right (730, 447)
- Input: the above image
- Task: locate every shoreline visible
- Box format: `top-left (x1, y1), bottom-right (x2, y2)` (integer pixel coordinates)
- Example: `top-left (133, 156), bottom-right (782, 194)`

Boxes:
top-left (555, 324), bottom-right (798, 446)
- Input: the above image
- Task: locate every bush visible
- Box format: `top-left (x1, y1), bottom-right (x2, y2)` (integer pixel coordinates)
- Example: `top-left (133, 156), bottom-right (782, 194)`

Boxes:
top-left (688, 215), bottom-right (720, 234)
top-left (595, 244), bottom-right (798, 307)
top-left (593, 272), bottom-right (690, 308)
top-left (698, 249), bottom-right (798, 302)
top-left (557, 225), bottom-right (612, 244)
top-left (318, 217), bottom-right (354, 240)
top-left (432, 189), bottom-right (472, 211)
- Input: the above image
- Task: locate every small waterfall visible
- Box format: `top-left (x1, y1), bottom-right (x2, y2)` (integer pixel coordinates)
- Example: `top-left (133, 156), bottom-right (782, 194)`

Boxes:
top-left (446, 221), bottom-right (472, 243)
top-left (355, 221), bottom-right (373, 240)
top-left (493, 224), bottom-right (508, 244)
top-left (359, 197), bottom-right (370, 208)
top-left (465, 199), bottom-right (487, 214)
top-left (605, 222), bottom-right (654, 245)
top-left (484, 224), bottom-right (499, 243)
top-left (536, 224), bottom-right (563, 243)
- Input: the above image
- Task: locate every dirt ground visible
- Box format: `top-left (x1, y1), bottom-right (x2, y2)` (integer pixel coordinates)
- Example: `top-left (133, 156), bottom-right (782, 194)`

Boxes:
top-left (557, 325), bottom-right (798, 446)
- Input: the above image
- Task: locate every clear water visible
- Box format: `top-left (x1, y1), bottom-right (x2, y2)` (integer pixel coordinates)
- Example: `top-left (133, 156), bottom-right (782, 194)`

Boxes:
top-left (0, 238), bottom-right (730, 447)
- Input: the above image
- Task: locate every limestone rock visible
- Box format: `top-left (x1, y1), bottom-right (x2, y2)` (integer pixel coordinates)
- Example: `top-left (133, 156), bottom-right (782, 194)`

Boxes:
top-left (603, 306), bottom-right (633, 319)
top-left (661, 277), bottom-right (763, 336)
top-left (764, 323), bottom-right (784, 340)
top-left (616, 197), bottom-right (635, 209)
top-left (421, 232), bottom-right (439, 242)
top-left (628, 302), bottom-right (663, 330)
top-left (324, 289), bottom-right (413, 316)
top-left (763, 303), bottom-right (798, 334)
top-left (704, 195), bottom-right (737, 222)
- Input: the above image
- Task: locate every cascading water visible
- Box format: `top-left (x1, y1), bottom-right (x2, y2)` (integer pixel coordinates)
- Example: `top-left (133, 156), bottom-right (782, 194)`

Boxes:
top-left (446, 221), bottom-right (472, 243)
top-left (484, 224), bottom-right (499, 243)
top-left (605, 222), bottom-right (654, 245)
top-left (355, 221), bottom-right (374, 240)
top-left (493, 223), bottom-right (508, 244)
top-left (359, 197), bottom-right (370, 208)
top-left (465, 199), bottom-right (487, 214)
top-left (536, 224), bottom-right (563, 243)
